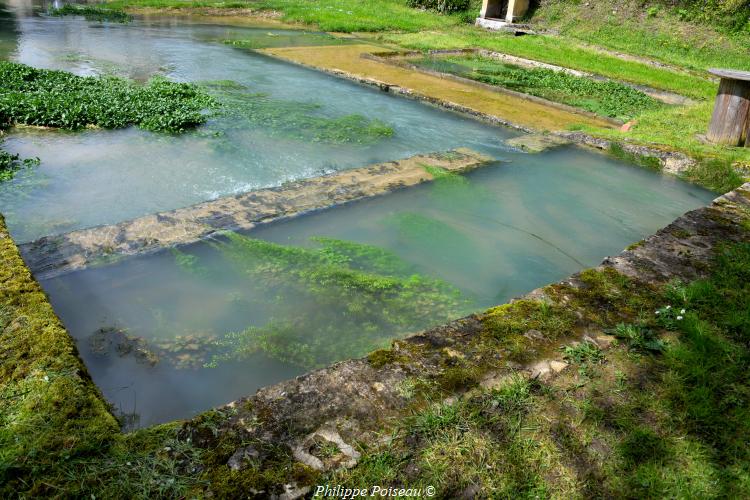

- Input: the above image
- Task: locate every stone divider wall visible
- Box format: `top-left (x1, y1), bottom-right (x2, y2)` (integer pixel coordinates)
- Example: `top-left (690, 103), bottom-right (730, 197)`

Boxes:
top-left (19, 148), bottom-right (491, 280)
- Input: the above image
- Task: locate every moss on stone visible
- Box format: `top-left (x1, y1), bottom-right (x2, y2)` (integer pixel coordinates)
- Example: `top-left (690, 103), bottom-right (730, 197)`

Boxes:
top-left (0, 214), bottom-right (119, 494)
top-left (368, 348), bottom-right (406, 368)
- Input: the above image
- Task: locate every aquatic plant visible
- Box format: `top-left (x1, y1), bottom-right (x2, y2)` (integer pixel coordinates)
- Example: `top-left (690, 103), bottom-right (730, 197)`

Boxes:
top-left (0, 62), bottom-right (216, 133)
top-left (171, 248), bottom-right (209, 278)
top-left (202, 233), bottom-right (471, 369)
top-left (223, 32), bottom-right (349, 50)
top-left (49, 4), bottom-right (133, 23)
top-left (0, 149), bottom-right (39, 183)
top-left (199, 82), bottom-right (394, 144)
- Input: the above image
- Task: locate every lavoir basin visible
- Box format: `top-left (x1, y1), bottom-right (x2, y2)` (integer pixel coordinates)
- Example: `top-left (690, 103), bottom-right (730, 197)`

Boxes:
top-left (41, 150), bottom-right (713, 427)
top-left (1, 4), bottom-right (714, 427)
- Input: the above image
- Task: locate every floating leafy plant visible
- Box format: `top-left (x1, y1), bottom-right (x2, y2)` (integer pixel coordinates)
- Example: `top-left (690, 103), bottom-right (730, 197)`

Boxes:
top-left (200, 232), bottom-right (471, 369)
top-left (0, 150), bottom-right (39, 183)
top-left (0, 61), bottom-right (216, 133)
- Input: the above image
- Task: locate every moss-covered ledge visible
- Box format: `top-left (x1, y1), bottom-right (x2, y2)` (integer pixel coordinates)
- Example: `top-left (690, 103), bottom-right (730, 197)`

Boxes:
top-left (3, 181), bottom-right (750, 496)
top-left (0, 215), bottom-right (204, 497)
top-left (0, 214), bottom-right (118, 493)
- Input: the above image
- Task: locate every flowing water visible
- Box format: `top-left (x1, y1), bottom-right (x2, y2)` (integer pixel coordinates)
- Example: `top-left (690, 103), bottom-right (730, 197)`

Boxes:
top-left (0, 1), bottom-right (519, 242)
top-left (0, 2), bottom-right (715, 427)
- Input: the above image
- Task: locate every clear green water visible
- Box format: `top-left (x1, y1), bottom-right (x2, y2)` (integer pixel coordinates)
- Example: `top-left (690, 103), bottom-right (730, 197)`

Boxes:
top-left (0, 3), bottom-right (715, 428)
top-left (42, 152), bottom-right (714, 427)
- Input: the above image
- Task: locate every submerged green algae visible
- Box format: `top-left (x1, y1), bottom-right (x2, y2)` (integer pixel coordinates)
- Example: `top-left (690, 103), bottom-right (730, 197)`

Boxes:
top-left (167, 232), bottom-right (472, 369)
top-left (199, 80), bottom-right (394, 144)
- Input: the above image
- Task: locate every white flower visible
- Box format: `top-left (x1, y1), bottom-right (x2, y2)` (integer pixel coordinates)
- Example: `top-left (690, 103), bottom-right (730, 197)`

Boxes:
top-left (677, 315), bottom-right (683, 321)
top-left (666, 305), bottom-right (671, 310)
top-left (655, 310), bottom-right (660, 315)
top-left (43, 375), bottom-right (49, 382)
top-left (680, 309), bottom-right (686, 314)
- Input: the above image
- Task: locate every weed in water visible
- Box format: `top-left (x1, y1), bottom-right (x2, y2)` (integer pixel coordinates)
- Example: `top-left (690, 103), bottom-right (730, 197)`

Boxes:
top-left (200, 232), bottom-right (471, 369)
top-left (415, 55), bottom-right (662, 121)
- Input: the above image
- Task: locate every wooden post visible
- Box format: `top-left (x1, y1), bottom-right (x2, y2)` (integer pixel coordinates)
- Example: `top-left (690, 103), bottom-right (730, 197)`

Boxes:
top-left (707, 69), bottom-right (750, 146)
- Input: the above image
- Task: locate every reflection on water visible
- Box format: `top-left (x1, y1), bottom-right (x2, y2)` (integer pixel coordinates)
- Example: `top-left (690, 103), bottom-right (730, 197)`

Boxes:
top-left (42, 151), bottom-right (714, 427)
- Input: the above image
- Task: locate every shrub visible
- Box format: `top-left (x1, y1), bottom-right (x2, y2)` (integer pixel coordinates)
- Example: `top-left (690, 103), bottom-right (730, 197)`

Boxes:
top-left (407, 0), bottom-right (471, 14)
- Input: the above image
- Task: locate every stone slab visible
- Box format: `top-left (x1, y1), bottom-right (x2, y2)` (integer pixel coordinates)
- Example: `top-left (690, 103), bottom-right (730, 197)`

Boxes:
top-left (20, 149), bottom-right (492, 280)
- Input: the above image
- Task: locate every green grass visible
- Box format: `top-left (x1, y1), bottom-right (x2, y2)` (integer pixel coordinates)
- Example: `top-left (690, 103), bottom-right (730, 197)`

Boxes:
top-left (107, 0), bottom-right (466, 32)
top-left (415, 55), bottom-right (661, 120)
top-left (381, 28), bottom-right (717, 100)
top-left (535, 0), bottom-right (750, 72)
top-left (576, 101), bottom-right (750, 192)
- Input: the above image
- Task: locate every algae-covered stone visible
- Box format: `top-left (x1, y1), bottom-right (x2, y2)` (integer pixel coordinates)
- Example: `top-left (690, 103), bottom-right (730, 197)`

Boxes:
top-left (507, 133), bottom-right (571, 153)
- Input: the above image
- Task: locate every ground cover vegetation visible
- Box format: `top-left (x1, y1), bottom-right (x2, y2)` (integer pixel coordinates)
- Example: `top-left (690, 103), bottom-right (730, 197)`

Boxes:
top-left (415, 55), bottom-right (661, 120)
top-left (0, 61), bottom-right (215, 132)
top-left (50, 4), bottom-right (134, 23)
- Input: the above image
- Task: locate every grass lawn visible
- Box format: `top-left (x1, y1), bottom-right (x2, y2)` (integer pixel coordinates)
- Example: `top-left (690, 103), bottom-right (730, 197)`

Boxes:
top-left (380, 29), bottom-right (718, 100)
top-left (107, 0), bottom-right (467, 31)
